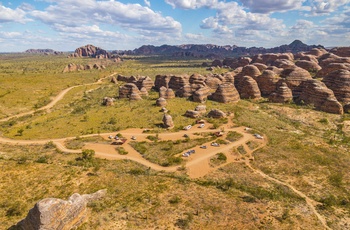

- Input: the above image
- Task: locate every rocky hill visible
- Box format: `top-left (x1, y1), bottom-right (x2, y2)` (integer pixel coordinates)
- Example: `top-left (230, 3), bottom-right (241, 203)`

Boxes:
top-left (130, 40), bottom-right (324, 58)
top-left (25, 49), bottom-right (63, 55)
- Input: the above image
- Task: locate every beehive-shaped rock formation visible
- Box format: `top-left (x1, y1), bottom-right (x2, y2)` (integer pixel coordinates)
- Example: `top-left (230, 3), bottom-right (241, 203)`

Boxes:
top-left (156, 97), bottom-right (167, 107)
top-left (154, 75), bottom-right (171, 91)
top-left (210, 83), bottom-right (240, 103)
top-left (168, 74), bottom-right (190, 91)
top-left (255, 70), bottom-right (281, 96)
top-left (195, 105), bottom-right (207, 114)
top-left (322, 69), bottom-right (350, 103)
top-left (192, 86), bottom-right (211, 103)
top-left (269, 82), bottom-right (293, 103)
top-left (280, 66), bottom-right (312, 97)
top-left (205, 76), bottom-right (222, 90)
top-left (295, 60), bottom-right (321, 72)
top-left (236, 76), bottom-right (261, 99)
top-left (241, 65), bottom-right (261, 79)
top-left (119, 83), bottom-right (141, 100)
top-left (315, 63), bottom-right (350, 79)
top-left (298, 79), bottom-right (343, 114)
top-left (176, 84), bottom-right (192, 98)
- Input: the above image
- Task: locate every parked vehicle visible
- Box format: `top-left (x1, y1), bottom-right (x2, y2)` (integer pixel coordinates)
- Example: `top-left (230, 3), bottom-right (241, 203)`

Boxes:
top-left (184, 125), bottom-right (192, 130)
top-left (211, 142), bottom-right (220, 147)
top-left (200, 145), bottom-right (207, 149)
top-left (199, 124), bottom-right (205, 128)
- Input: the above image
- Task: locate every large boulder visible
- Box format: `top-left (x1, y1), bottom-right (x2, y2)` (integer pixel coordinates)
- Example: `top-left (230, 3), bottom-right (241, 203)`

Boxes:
top-left (184, 110), bottom-right (200, 118)
top-left (176, 84), bottom-right (193, 98)
top-left (162, 113), bottom-right (174, 128)
top-left (298, 79), bottom-right (343, 114)
top-left (156, 97), bottom-right (167, 107)
top-left (269, 82), bottom-right (293, 103)
top-left (102, 97), bottom-right (115, 106)
top-left (255, 70), bottom-right (281, 96)
top-left (322, 69), bottom-right (350, 103)
top-left (195, 105), bottom-right (207, 114)
top-left (236, 76), bottom-right (261, 99)
top-left (209, 83), bottom-right (240, 103)
top-left (15, 190), bottom-right (106, 230)
top-left (192, 86), bottom-right (211, 103)
top-left (207, 109), bottom-right (227, 118)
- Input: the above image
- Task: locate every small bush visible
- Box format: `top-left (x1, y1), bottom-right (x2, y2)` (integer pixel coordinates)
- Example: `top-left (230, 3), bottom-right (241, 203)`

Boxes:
top-left (116, 147), bottom-right (128, 155)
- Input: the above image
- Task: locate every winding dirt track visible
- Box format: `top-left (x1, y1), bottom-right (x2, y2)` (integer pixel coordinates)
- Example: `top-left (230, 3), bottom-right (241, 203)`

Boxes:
top-left (0, 72), bottom-right (331, 229)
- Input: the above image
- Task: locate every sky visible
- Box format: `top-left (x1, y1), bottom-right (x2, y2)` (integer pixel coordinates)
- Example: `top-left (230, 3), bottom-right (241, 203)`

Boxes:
top-left (0, 0), bottom-right (349, 52)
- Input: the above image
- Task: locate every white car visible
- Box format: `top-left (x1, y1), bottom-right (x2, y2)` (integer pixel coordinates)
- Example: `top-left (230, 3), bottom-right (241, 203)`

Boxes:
top-left (253, 134), bottom-right (263, 139)
top-left (184, 125), bottom-right (192, 130)
top-left (199, 124), bottom-right (205, 128)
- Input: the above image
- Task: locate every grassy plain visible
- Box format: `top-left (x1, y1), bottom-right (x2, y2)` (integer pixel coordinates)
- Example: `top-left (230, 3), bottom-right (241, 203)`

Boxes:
top-left (0, 53), bottom-right (350, 229)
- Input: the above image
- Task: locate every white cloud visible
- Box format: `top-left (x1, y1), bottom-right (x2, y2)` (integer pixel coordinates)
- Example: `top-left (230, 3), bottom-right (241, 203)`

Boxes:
top-left (144, 0), bottom-right (151, 7)
top-left (165, 0), bottom-right (218, 9)
top-left (0, 4), bottom-right (30, 23)
top-left (239, 0), bottom-right (306, 13)
top-left (310, 0), bottom-right (350, 15)
top-left (31, 0), bottom-right (182, 36)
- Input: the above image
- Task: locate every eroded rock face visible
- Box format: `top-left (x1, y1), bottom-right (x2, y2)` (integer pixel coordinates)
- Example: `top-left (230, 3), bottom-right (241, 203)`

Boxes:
top-left (154, 75), bottom-right (171, 91)
top-left (162, 113), bottom-right (174, 128)
top-left (71, 44), bottom-right (110, 58)
top-left (209, 83), bottom-right (240, 103)
top-left (255, 70), bottom-right (281, 96)
top-left (298, 79), bottom-right (343, 114)
top-left (344, 103), bottom-right (350, 113)
top-left (192, 86), bottom-right (211, 103)
top-left (295, 60), bottom-right (321, 72)
top-left (241, 65), bottom-right (261, 79)
top-left (15, 190), bottom-right (106, 230)
top-left (330, 47), bottom-right (350, 57)
top-left (195, 105), bottom-right (207, 114)
top-left (168, 74), bottom-right (190, 92)
top-left (207, 109), bottom-right (227, 118)
top-left (119, 83), bottom-right (142, 100)
top-left (269, 82), bottom-right (293, 103)
top-left (205, 76), bottom-right (222, 90)
top-left (322, 69), bottom-right (350, 103)
top-left (272, 59), bottom-right (295, 69)
top-left (236, 76), bottom-right (261, 99)
top-left (159, 87), bottom-right (176, 99)
top-left (280, 66), bottom-right (312, 97)
top-left (315, 63), bottom-right (350, 79)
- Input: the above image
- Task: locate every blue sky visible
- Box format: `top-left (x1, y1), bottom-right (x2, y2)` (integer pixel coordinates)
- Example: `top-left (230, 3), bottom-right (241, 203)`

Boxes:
top-left (0, 0), bottom-right (349, 52)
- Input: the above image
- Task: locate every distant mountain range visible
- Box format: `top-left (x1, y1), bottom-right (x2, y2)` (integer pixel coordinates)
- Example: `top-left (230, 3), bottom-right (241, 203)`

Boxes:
top-left (123, 40), bottom-right (324, 59)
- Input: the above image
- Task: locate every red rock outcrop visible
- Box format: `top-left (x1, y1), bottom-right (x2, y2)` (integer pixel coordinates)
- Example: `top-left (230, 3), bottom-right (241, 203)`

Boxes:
top-left (252, 63), bottom-right (267, 72)
top-left (241, 65), bottom-right (261, 79)
top-left (159, 88), bottom-right (176, 99)
top-left (70, 44), bottom-right (110, 59)
top-left (119, 83), bottom-right (141, 100)
top-left (330, 47), bottom-right (350, 57)
top-left (168, 74), bottom-right (190, 91)
top-left (322, 69), bottom-right (350, 103)
top-left (272, 59), bottom-right (295, 69)
top-left (280, 66), bottom-right (312, 97)
top-left (209, 83), bottom-right (240, 103)
top-left (205, 76), bottom-right (222, 90)
top-left (269, 82), bottom-right (293, 103)
top-left (154, 75), bottom-right (171, 90)
top-left (295, 60), bottom-right (321, 72)
top-left (306, 48), bottom-right (328, 57)
top-left (176, 84), bottom-right (193, 98)
top-left (315, 63), bottom-right (350, 79)
top-left (236, 76), bottom-right (261, 99)
top-left (298, 79), bottom-right (343, 114)
top-left (195, 105), bottom-right (207, 114)
top-left (255, 70), bottom-right (281, 96)
top-left (192, 86), bottom-right (211, 103)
